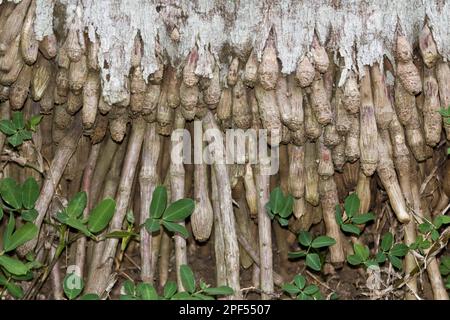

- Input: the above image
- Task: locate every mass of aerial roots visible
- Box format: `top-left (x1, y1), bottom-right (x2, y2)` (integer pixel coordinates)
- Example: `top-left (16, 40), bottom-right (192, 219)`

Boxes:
top-left (0, 0), bottom-right (449, 300)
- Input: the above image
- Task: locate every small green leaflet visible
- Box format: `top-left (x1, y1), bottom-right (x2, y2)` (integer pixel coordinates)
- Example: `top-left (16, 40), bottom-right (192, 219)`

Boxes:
top-left (150, 186), bottom-right (167, 219)
top-left (21, 209), bottom-right (38, 222)
top-left (87, 198), bottom-right (116, 233)
top-left (12, 112), bottom-right (24, 130)
top-left (305, 253), bottom-right (321, 271)
top-left (344, 193), bottom-right (360, 217)
top-left (0, 178), bottom-right (22, 209)
top-left (63, 273), bottom-right (84, 300)
top-left (298, 231), bottom-right (312, 247)
top-left (311, 236), bottom-right (336, 249)
top-left (136, 283), bottom-right (158, 300)
top-left (0, 255), bottom-right (29, 275)
top-left (163, 199), bottom-right (195, 222)
top-left (162, 220), bottom-right (189, 238)
top-left (203, 286), bottom-right (234, 296)
top-left (269, 187), bottom-right (284, 214)
top-left (66, 192), bottom-right (87, 218)
top-left (180, 264), bottom-right (196, 294)
top-left (381, 232), bottom-right (393, 252)
top-left (0, 119), bottom-right (16, 135)
top-left (163, 281), bottom-right (177, 299)
top-left (21, 177), bottom-right (39, 209)
top-left (29, 115), bottom-right (43, 131)
top-left (145, 217), bottom-right (161, 233)
top-left (3, 222), bottom-right (38, 253)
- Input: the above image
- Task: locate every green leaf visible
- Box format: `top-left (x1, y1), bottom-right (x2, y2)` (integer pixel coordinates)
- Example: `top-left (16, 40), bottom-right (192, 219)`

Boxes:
top-left (306, 253), bottom-right (321, 271)
top-left (0, 120), bottom-right (16, 135)
top-left (63, 273), bottom-right (84, 300)
top-left (439, 107), bottom-right (450, 117)
top-left (126, 210), bottom-right (135, 224)
top-left (351, 212), bottom-right (375, 225)
top-left (7, 133), bottom-right (23, 147)
top-left (122, 280), bottom-right (135, 296)
top-left (66, 192), bottom-right (87, 218)
top-left (162, 221), bottom-right (189, 238)
top-left (3, 223), bottom-right (38, 252)
top-left (171, 292), bottom-right (192, 300)
top-left (21, 208), bottom-right (38, 222)
top-left (136, 283), bottom-right (158, 300)
top-left (88, 198), bottom-right (116, 233)
top-left (294, 275), bottom-right (306, 289)
top-left (353, 243), bottom-right (370, 261)
top-left (192, 293), bottom-right (214, 300)
top-left (120, 294), bottom-right (136, 300)
top-left (375, 252), bottom-right (387, 264)
top-left (388, 255), bottom-right (403, 270)
top-left (144, 217), bottom-right (161, 234)
top-left (341, 223), bottom-right (361, 235)
top-left (150, 186), bottom-right (167, 219)
top-left (265, 203), bottom-right (275, 219)
top-left (298, 231), bottom-right (313, 247)
top-left (298, 292), bottom-right (311, 300)
top-left (303, 284), bottom-right (319, 295)
top-left (80, 293), bottom-right (100, 300)
top-left (180, 264), bottom-right (196, 294)
top-left (381, 232), bottom-right (393, 252)
top-left (56, 212), bottom-right (93, 237)
top-left (344, 193), bottom-right (360, 218)
top-left (390, 243), bottom-right (409, 257)
top-left (163, 199), bottom-right (195, 222)
top-left (203, 286), bottom-right (234, 296)
top-left (311, 236), bottom-right (336, 248)
top-left (0, 275), bottom-right (24, 299)
top-left (29, 115), bottom-right (43, 131)
top-left (279, 194), bottom-right (294, 218)
top-left (0, 206), bottom-right (3, 221)
top-left (269, 187), bottom-right (284, 214)
top-left (434, 215), bottom-right (450, 229)
top-left (365, 260), bottom-right (379, 269)
top-left (282, 283), bottom-right (301, 295)
top-left (288, 251), bottom-right (307, 259)
top-left (0, 255), bottom-right (29, 275)
top-left (439, 257), bottom-right (450, 276)
top-left (277, 217), bottom-right (289, 226)
top-left (163, 281), bottom-right (177, 299)
top-left (418, 222), bottom-right (433, 234)
top-left (21, 177), bottom-right (39, 210)
top-left (3, 213), bottom-right (15, 248)
top-left (0, 178), bottom-right (22, 209)
top-left (104, 230), bottom-right (138, 239)
top-left (431, 229), bottom-right (440, 242)
top-left (18, 129), bottom-right (32, 141)
top-left (12, 112), bottom-right (24, 130)
top-left (347, 254), bottom-right (363, 266)
top-left (335, 205), bottom-right (343, 226)
top-left (6, 281), bottom-right (24, 298)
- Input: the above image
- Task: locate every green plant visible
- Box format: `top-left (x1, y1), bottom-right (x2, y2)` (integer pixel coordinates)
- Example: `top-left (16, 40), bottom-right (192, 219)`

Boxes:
top-left (288, 230), bottom-right (336, 271)
top-left (416, 215), bottom-right (450, 242)
top-left (0, 176), bottom-right (41, 298)
top-left (335, 193), bottom-right (375, 235)
top-left (439, 256), bottom-right (450, 290)
top-left (63, 272), bottom-right (100, 300)
top-left (120, 264), bottom-right (233, 300)
top-left (55, 192), bottom-right (117, 240)
top-left (265, 186), bottom-right (293, 226)
top-left (0, 112), bottom-right (42, 147)
top-left (282, 274), bottom-right (322, 300)
top-left (439, 106), bottom-right (450, 154)
top-left (144, 186), bottom-right (195, 238)
top-left (347, 232), bottom-right (409, 270)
